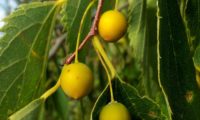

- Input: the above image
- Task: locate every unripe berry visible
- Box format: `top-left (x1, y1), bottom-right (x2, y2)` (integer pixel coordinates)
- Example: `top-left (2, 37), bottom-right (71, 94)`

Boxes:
top-left (98, 10), bottom-right (127, 42)
top-left (99, 101), bottom-right (131, 120)
top-left (60, 62), bottom-right (93, 99)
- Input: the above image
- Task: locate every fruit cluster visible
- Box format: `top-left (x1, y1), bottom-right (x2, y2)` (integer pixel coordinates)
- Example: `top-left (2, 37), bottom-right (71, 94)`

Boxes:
top-left (59, 7), bottom-right (130, 120)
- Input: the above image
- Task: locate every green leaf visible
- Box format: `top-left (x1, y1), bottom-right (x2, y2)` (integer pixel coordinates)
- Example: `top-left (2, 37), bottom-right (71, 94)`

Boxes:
top-left (157, 0), bottom-right (200, 119)
top-left (128, 0), bottom-right (154, 98)
top-left (8, 98), bottom-right (44, 120)
top-left (0, 1), bottom-right (60, 119)
top-left (193, 45), bottom-right (200, 70)
top-left (91, 79), bottom-right (166, 120)
top-left (193, 45), bottom-right (200, 88)
top-left (61, 0), bottom-right (91, 54)
top-left (101, 0), bottom-right (115, 12)
top-left (185, 0), bottom-right (200, 50)
top-left (143, 5), bottom-right (158, 99)
top-left (177, 0), bottom-right (188, 18)
top-left (128, 0), bottom-right (147, 62)
top-left (128, 3), bottom-right (170, 118)
top-left (144, 5), bottom-right (171, 119)
top-left (128, 0), bottom-right (149, 100)
top-left (53, 88), bottom-right (70, 120)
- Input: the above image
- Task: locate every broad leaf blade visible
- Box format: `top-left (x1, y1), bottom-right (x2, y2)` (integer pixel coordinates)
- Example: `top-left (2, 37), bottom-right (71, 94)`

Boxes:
top-left (157, 0), bottom-right (200, 119)
top-left (128, 3), bottom-right (170, 119)
top-left (53, 88), bottom-right (70, 120)
top-left (145, 2), bottom-right (171, 119)
top-left (91, 79), bottom-right (165, 120)
top-left (9, 98), bottom-right (44, 120)
top-left (0, 1), bottom-right (60, 119)
top-left (128, 0), bottom-right (147, 62)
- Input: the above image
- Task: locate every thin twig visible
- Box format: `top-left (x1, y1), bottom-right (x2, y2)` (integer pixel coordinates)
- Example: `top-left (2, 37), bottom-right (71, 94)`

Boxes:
top-left (65, 0), bottom-right (104, 64)
top-left (48, 33), bottom-right (67, 59)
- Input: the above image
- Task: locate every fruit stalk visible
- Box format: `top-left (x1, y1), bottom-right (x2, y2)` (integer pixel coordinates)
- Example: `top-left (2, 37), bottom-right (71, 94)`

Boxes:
top-left (92, 37), bottom-right (116, 78)
top-left (115, 0), bottom-right (119, 9)
top-left (94, 46), bottom-right (114, 102)
top-left (74, 0), bottom-right (96, 62)
top-left (40, 79), bottom-right (61, 100)
top-left (92, 36), bottom-right (116, 102)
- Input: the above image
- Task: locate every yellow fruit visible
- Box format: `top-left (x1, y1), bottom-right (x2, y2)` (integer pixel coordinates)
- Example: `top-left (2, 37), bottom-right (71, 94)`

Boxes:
top-left (99, 101), bottom-right (131, 120)
top-left (98, 10), bottom-right (127, 42)
top-left (60, 62), bottom-right (93, 99)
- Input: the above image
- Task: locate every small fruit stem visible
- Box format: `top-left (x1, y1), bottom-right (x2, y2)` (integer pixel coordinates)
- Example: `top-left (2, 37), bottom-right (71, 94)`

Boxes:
top-left (40, 79), bottom-right (61, 100)
top-left (75, 0), bottom-right (95, 63)
top-left (92, 36), bottom-right (115, 102)
top-left (93, 37), bottom-right (116, 78)
top-left (96, 49), bottom-right (115, 102)
top-left (115, 0), bottom-right (119, 10)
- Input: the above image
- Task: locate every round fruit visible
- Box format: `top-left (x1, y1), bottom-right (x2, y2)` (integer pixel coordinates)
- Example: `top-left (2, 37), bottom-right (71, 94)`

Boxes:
top-left (99, 101), bottom-right (131, 120)
top-left (60, 62), bottom-right (93, 99)
top-left (98, 10), bottom-right (127, 42)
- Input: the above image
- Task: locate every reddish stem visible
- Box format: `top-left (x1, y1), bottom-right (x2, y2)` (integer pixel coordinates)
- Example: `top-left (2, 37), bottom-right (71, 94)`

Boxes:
top-left (65, 0), bottom-right (104, 64)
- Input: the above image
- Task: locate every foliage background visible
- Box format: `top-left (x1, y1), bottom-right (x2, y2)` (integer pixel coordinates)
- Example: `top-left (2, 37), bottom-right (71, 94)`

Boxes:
top-left (0, 0), bottom-right (200, 120)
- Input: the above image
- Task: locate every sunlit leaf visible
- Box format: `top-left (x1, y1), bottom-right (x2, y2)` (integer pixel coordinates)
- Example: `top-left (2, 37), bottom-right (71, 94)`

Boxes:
top-left (0, 1), bottom-right (61, 119)
top-left (128, 0), bottom-right (147, 62)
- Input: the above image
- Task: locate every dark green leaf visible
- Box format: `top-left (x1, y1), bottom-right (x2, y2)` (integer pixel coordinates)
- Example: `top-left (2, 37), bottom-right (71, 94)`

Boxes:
top-left (91, 79), bottom-right (166, 120)
top-left (144, 6), bottom-right (158, 98)
top-left (101, 0), bottom-right (115, 13)
top-left (157, 0), bottom-right (200, 119)
top-left (0, 1), bottom-right (60, 119)
top-left (185, 0), bottom-right (200, 50)
top-left (53, 88), bottom-right (69, 120)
